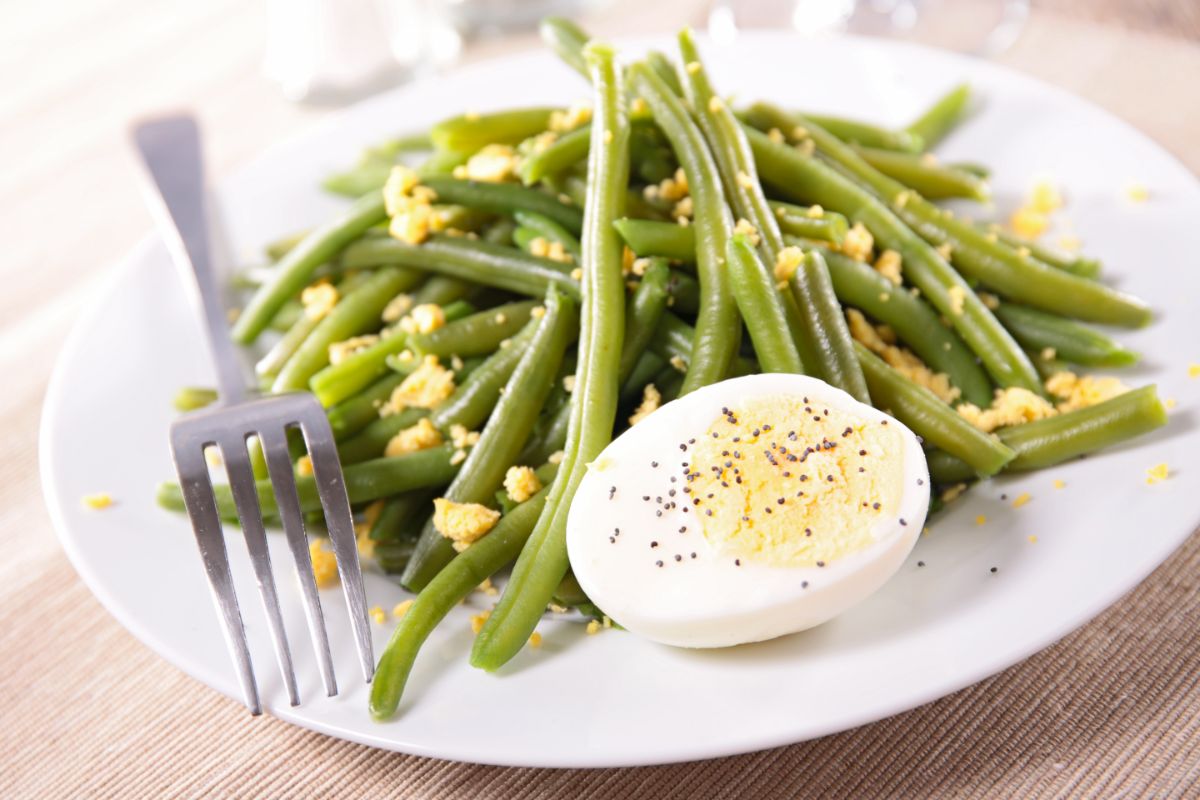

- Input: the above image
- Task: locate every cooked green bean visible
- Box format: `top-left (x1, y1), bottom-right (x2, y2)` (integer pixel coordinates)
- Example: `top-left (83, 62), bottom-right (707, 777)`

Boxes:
top-left (369, 490), bottom-right (436, 543)
top-left (233, 193), bottom-right (388, 344)
top-left (857, 343), bottom-right (1015, 476)
top-left (322, 163), bottom-right (392, 198)
top-left (341, 236), bottom-right (580, 300)
top-left (808, 242), bottom-right (993, 407)
top-left (746, 124), bottom-right (1043, 394)
top-left (518, 125), bottom-right (591, 185)
top-left (172, 386), bottom-right (217, 412)
top-left (630, 62), bottom-right (739, 394)
top-left (906, 83), bottom-right (971, 148)
top-left (409, 300), bottom-right (539, 359)
top-left (155, 445), bottom-right (460, 521)
top-left (473, 44), bottom-right (628, 671)
top-left (539, 16), bottom-right (590, 78)
top-left (265, 229), bottom-right (310, 261)
top-left (788, 251), bottom-right (871, 400)
top-left (852, 145), bottom-right (990, 202)
top-left (726, 234), bottom-right (804, 373)
top-left (307, 298), bottom-right (474, 407)
top-left (327, 372), bottom-right (406, 439)
top-left (747, 103), bottom-right (1150, 326)
top-left (800, 113), bottom-right (923, 153)
top-left (985, 224), bottom-right (1101, 279)
top-left (402, 288), bottom-right (575, 592)
top-left (646, 49), bottom-right (683, 96)
top-left (928, 385), bottom-right (1166, 480)
top-left (994, 303), bottom-right (1138, 368)
top-left (619, 351), bottom-right (665, 404)
top-left (273, 267), bottom-right (421, 393)
top-left (337, 407), bottom-right (429, 465)
top-left (619, 259), bottom-right (672, 381)
top-left (422, 176), bottom-right (583, 234)
top-left (513, 210), bottom-right (582, 258)
top-left (614, 217), bottom-right (696, 262)
top-left (371, 480), bottom-right (554, 720)
top-left (767, 201), bottom-right (850, 244)
top-left (430, 107), bottom-right (557, 154)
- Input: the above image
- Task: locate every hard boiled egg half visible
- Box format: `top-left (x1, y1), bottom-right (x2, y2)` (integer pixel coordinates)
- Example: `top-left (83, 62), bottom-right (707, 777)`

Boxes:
top-left (566, 374), bottom-right (929, 648)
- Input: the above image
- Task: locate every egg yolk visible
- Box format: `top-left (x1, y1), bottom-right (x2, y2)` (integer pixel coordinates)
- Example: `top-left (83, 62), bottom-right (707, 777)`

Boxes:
top-left (688, 394), bottom-right (906, 567)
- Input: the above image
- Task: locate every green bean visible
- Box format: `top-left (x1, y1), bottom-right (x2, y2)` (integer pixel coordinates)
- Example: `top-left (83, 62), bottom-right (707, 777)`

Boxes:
top-left (416, 149), bottom-right (468, 178)
top-left (337, 407), bottom-right (428, 465)
top-left (748, 103), bottom-right (1150, 326)
top-left (369, 490), bottom-right (436, 543)
top-left (745, 124), bottom-right (1043, 394)
top-left (630, 123), bottom-right (676, 184)
top-left (619, 259), bottom-right (672, 381)
top-left (808, 243), bottom-right (993, 407)
top-left (264, 229), bottom-right (309, 261)
top-left (646, 49), bottom-right (683, 96)
top-left (726, 234), bottom-right (804, 373)
top-left (800, 113), bottom-right (923, 153)
top-left (323, 163), bottom-right (392, 198)
top-left (648, 311), bottom-right (758, 377)
top-left (363, 132), bottom-right (434, 162)
top-left (172, 386), bottom-right (217, 412)
top-left (402, 288), bottom-right (576, 592)
top-left (614, 218), bottom-right (695, 262)
top-left (341, 236), bottom-right (579, 300)
top-left (473, 44), bottom-right (628, 671)
top-left (906, 84), bottom-right (971, 148)
top-left (483, 217), bottom-right (518, 245)
top-left (856, 343), bottom-right (1015, 476)
top-left (307, 298), bottom-right (474, 407)
top-left (267, 299), bottom-right (305, 333)
top-left (413, 274), bottom-right (475, 306)
top-left (767, 201), bottom-right (850, 244)
top-left (328, 372), bottom-right (406, 439)
top-left (985, 225), bottom-right (1101, 279)
top-left (513, 210), bottom-right (582, 258)
top-left (952, 161), bottom-right (991, 179)
top-left (620, 351), bottom-right (665, 404)
top-left (994, 303), bottom-right (1138, 368)
top-left (517, 402), bottom-right (571, 466)
top-left (371, 480), bottom-right (553, 720)
top-left (409, 300), bottom-right (539, 359)
top-left (233, 193), bottom-right (388, 344)
top-left (630, 62), bottom-right (739, 394)
top-left (789, 251), bottom-right (871, 400)
top-left (272, 267), bottom-right (421, 393)
top-left (155, 445), bottom-right (460, 521)
top-left (852, 145), bottom-right (990, 202)
top-left (517, 125), bottom-right (590, 185)
top-left (539, 16), bottom-right (590, 78)
top-left (421, 176), bottom-right (583, 234)
top-left (928, 385), bottom-right (1166, 479)
top-left (665, 269), bottom-right (700, 314)
top-left (430, 107), bottom-right (557, 154)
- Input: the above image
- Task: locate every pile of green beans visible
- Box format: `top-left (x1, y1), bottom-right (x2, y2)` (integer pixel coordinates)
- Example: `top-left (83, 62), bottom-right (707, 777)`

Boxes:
top-left (159, 17), bottom-right (1167, 721)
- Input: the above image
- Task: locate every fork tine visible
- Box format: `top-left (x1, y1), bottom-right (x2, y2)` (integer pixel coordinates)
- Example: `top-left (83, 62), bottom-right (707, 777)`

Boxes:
top-left (170, 433), bottom-right (262, 714)
top-left (220, 433), bottom-right (301, 707)
top-left (259, 426), bottom-right (338, 697)
top-left (298, 414), bottom-right (375, 682)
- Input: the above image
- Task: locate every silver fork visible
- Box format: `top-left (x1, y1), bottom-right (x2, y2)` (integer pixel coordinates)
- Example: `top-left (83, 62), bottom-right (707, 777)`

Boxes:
top-left (132, 114), bottom-right (374, 715)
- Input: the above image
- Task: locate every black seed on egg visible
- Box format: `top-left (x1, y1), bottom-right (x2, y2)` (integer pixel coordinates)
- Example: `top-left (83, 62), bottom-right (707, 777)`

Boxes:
top-left (656, 560), bottom-right (663, 567)
top-left (817, 560), bottom-right (825, 567)
top-left (674, 554), bottom-right (682, 562)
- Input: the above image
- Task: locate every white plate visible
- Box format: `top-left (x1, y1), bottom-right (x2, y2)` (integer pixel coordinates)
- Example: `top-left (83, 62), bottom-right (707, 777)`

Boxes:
top-left (41, 33), bottom-right (1200, 768)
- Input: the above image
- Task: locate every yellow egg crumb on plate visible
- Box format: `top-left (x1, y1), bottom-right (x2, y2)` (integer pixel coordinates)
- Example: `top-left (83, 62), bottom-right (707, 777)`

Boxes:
top-left (1145, 463), bottom-right (1170, 484)
top-left (310, 539), bottom-right (339, 588)
top-left (393, 599), bottom-right (414, 619)
top-left (528, 631), bottom-right (543, 648)
top-left (81, 492), bottom-right (113, 510)
top-left (1012, 493), bottom-right (1032, 508)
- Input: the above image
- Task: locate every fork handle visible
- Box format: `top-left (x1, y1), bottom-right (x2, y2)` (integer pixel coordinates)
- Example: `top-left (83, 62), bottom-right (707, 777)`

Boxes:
top-left (133, 115), bottom-right (246, 405)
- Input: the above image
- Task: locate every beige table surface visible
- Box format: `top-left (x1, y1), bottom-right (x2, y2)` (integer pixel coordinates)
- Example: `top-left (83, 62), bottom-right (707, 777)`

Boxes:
top-left (3, 1), bottom-right (1199, 797)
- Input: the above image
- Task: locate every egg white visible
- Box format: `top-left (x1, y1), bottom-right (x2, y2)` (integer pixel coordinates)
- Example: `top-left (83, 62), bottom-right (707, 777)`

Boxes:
top-left (565, 374), bottom-right (929, 648)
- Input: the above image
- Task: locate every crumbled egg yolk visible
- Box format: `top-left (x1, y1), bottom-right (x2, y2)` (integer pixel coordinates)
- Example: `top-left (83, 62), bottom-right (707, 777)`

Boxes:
top-left (773, 246), bottom-right (804, 286)
top-left (669, 355), bottom-right (688, 373)
top-left (381, 293), bottom-right (413, 324)
top-left (328, 335), bottom-right (380, 366)
top-left (956, 388), bottom-right (1057, 433)
top-left (449, 424), bottom-right (481, 451)
top-left (549, 103), bottom-right (591, 133)
top-left (561, 374), bottom-right (577, 394)
top-left (310, 539), bottom-right (339, 587)
top-left (732, 218), bottom-right (760, 246)
top-left (470, 610), bottom-right (492, 634)
top-left (384, 417), bottom-right (443, 458)
top-left (301, 282), bottom-right (339, 320)
top-left (82, 492), bottom-right (113, 510)
top-left (946, 285), bottom-right (966, 316)
top-left (1012, 493), bottom-right (1032, 508)
top-left (547, 450), bottom-right (566, 465)
top-left (976, 515), bottom-right (987, 526)
top-left (1058, 235), bottom-right (1082, 252)
top-left (528, 236), bottom-right (573, 263)
top-left (840, 223), bottom-right (874, 261)
top-left (504, 465), bottom-right (542, 503)
top-left (1146, 463), bottom-right (1170, 484)
top-left (1028, 180), bottom-right (1063, 214)
top-left (1045, 371), bottom-right (1128, 413)
top-left (629, 383), bottom-right (662, 426)
top-left (767, 127), bottom-right (786, 145)
top-left (672, 196), bottom-right (694, 223)
top-left (874, 249), bottom-right (903, 286)
top-left (478, 578), bottom-right (499, 596)
top-left (399, 303), bottom-right (446, 335)
top-left (1053, 479), bottom-right (1066, 490)
top-left (433, 498), bottom-right (501, 552)
top-left (393, 599), bottom-right (414, 619)
top-left (370, 606), bottom-right (387, 624)
top-left (1010, 206), bottom-right (1048, 240)
top-left (384, 166), bottom-right (438, 245)
top-left (383, 165), bottom-right (420, 215)
top-left (687, 394), bottom-right (906, 567)
top-left (381, 357), bottom-right (456, 415)
top-left (528, 631), bottom-right (543, 648)
top-left (1125, 183), bottom-right (1150, 203)
top-left (460, 144), bottom-right (518, 183)
top-left (296, 454), bottom-right (314, 476)
top-left (1188, 363), bottom-right (1200, 379)
top-left (586, 619), bottom-right (602, 635)
top-left (941, 483), bottom-right (968, 503)
top-left (644, 168), bottom-right (689, 203)
top-left (847, 310), bottom-right (960, 403)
